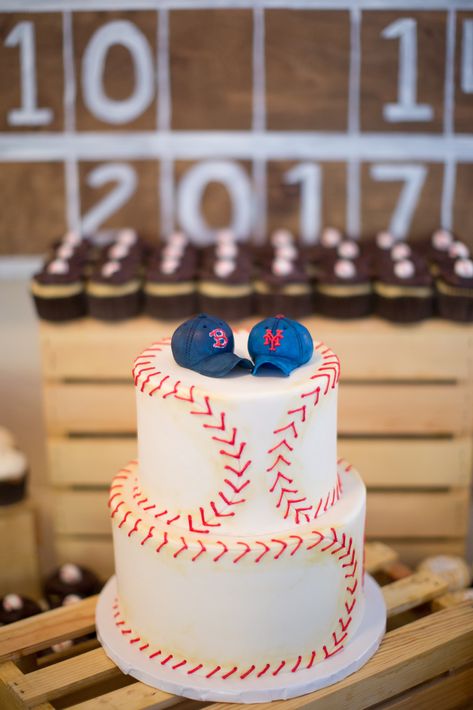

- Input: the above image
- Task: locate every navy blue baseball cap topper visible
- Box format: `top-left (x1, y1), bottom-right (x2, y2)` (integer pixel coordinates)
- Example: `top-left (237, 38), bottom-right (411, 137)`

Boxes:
top-left (248, 315), bottom-right (314, 376)
top-left (171, 314), bottom-right (253, 378)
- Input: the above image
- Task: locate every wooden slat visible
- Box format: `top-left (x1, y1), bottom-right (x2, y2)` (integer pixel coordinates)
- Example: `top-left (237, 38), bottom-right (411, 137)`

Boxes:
top-left (48, 438), bottom-right (137, 486)
top-left (7, 647), bottom-right (119, 706)
top-left (364, 542), bottom-right (398, 574)
top-left (47, 436), bottom-right (473, 489)
top-left (207, 603), bottom-right (473, 710)
top-left (365, 489), bottom-right (471, 539)
top-left (39, 317), bottom-right (473, 381)
top-left (372, 539), bottom-right (467, 568)
top-left (52, 488), bottom-right (471, 539)
top-left (0, 596), bottom-right (96, 662)
top-left (384, 571), bottom-right (449, 617)
top-left (379, 664), bottom-right (473, 710)
top-left (69, 681), bottom-right (181, 710)
top-left (0, 501), bottom-right (41, 599)
top-left (44, 381), bottom-right (471, 436)
top-left (339, 437), bottom-right (473, 488)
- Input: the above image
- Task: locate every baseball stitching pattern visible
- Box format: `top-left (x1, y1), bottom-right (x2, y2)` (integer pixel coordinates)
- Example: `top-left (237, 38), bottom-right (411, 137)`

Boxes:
top-left (267, 342), bottom-right (341, 525)
top-left (110, 517), bottom-right (359, 680)
top-left (132, 339), bottom-right (252, 534)
top-left (109, 459), bottom-right (355, 565)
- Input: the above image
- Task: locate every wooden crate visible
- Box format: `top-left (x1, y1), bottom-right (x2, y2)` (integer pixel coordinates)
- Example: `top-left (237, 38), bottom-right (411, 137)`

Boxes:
top-left (39, 316), bottom-right (473, 576)
top-left (1, 542), bottom-right (473, 709)
top-left (0, 501), bottom-right (41, 599)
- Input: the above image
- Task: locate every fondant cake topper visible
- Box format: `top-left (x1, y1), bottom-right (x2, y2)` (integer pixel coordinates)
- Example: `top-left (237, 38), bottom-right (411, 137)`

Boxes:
top-left (171, 314), bottom-right (252, 377)
top-left (248, 315), bottom-right (313, 376)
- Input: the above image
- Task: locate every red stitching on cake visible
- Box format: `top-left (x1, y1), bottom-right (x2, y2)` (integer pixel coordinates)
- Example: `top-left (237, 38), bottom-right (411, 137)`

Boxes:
top-left (240, 665), bottom-right (255, 679)
top-left (155, 532), bottom-right (168, 553)
top-left (174, 537), bottom-right (188, 558)
top-left (118, 511), bottom-right (131, 529)
top-left (110, 520), bottom-right (360, 681)
top-left (192, 540), bottom-right (206, 561)
top-left (213, 541), bottom-right (228, 562)
top-left (257, 663), bottom-right (270, 677)
top-left (265, 345), bottom-right (341, 526)
top-left (127, 518), bottom-right (141, 537)
top-left (273, 661), bottom-right (286, 676)
top-left (210, 501), bottom-right (234, 518)
top-left (188, 663), bottom-right (203, 675)
top-left (133, 345), bottom-right (254, 532)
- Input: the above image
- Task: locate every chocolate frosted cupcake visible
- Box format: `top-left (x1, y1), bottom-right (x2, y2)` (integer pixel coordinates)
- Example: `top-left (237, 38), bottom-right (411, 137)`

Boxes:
top-left (304, 226), bottom-right (345, 280)
top-left (31, 258), bottom-right (86, 322)
top-left (145, 235), bottom-right (198, 319)
top-left (0, 594), bottom-right (41, 625)
top-left (44, 563), bottom-right (101, 608)
top-left (315, 258), bottom-right (373, 319)
top-left (374, 258), bottom-right (434, 323)
top-left (254, 254), bottom-right (312, 318)
top-left (436, 258), bottom-right (473, 322)
top-left (198, 241), bottom-right (253, 320)
top-left (0, 448), bottom-right (27, 505)
top-left (86, 258), bottom-right (142, 320)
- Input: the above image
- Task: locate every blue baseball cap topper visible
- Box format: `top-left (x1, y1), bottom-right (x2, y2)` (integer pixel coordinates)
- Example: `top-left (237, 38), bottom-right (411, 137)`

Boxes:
top-left (171, 314), bottom-right (253, 378)
top-left (248, 315), bottom-right (314, 377)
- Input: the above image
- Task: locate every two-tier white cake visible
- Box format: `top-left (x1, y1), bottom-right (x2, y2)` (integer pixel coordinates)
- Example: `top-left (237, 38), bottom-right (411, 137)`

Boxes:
top-left (97, 331), bottom-right (385, 701)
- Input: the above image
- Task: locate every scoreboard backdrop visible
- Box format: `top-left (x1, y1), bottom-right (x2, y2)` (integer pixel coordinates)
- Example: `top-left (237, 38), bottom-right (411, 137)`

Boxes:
top-left (0, 1), bottom-right (472, 254)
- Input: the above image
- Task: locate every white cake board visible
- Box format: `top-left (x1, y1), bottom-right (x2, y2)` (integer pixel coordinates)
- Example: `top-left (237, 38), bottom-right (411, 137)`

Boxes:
top-left (96, 574), bottom-right (386, 703)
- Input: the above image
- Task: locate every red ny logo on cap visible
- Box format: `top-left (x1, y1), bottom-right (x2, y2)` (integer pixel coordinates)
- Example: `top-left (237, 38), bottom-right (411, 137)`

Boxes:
top-left (209, 328), bottom-right (228, 348)
top-left (263, 328), bottom-right (284, 351)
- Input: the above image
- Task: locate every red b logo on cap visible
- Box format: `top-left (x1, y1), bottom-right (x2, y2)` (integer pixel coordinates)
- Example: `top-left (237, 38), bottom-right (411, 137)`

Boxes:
top-left (209, 328), bottom-right (228, 348)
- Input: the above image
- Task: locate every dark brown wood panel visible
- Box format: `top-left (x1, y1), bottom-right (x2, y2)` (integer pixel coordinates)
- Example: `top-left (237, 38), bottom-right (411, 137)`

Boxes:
top-left (0, 162), bottom-right (66, 254)
top-left (455, 12), bottom-right (473, 134)
top-left (361, 11), bottom-right (445, 133)
top-left (265, 10), bottom-right (350, 131)
top-left (453, 164), bottom-right (473, 243)
top-left (0, 13), bottom-right (64, 132)
top-left (170, 10), bottom-right (253, 130)
top-left (360, 162), bottom-right (444, 241)
top-left (266, 160), bottom-right (347, 238)
top-left (74, 11), bottom-right (157, 132)
top-left (78, 160), bottom-right (159, 241)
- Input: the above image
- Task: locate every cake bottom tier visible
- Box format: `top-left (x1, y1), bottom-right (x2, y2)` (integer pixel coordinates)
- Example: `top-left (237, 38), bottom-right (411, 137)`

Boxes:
top-left (109, 461), bottom-right (365, 682)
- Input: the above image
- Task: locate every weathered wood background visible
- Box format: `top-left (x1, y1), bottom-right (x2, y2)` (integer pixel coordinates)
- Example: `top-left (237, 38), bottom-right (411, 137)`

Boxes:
top-left (0, 3), bottom-right (472, 254)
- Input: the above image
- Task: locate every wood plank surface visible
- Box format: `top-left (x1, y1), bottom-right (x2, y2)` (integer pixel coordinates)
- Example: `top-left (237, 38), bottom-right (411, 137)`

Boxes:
top-left (379, 664), bottom-right (473, 710)
top-left (377, 539), bottom-right (467, 568)
top-left (383, 571), bottom-right (449, 617)
top-left (39, 317), bottom-right (473, 382)
top-left (0, 501), bottom-right (41, 599)
top-left (43, 380), bottom-right (471, 436)
top-left (0, 596), bottom-right (96, 663)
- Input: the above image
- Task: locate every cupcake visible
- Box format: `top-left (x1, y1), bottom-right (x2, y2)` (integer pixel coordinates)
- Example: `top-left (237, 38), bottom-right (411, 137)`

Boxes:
top-left (31, 258), bottom-right (86, 322)
top-left (314, 258), bottom-right (373, 319)
top-left (304, 227), bottom-right (345, 280)
top-left (0, 594), bottom-right (41, 625)
top-left (198, 241), bottom-right (253, 320)
top-left (0, 447), bottom-right (27, 505)
top-left (86, 258), bottom-right (142, 320)
top-left (436, 258), bottom-right (473, 322)
top-left (254, 254), bottom-right (312, 318)
top-left (144, 236), bottom-right (198, 319)
top-left (44, 563), bottom-right (101, 608)
top-left (374, 258), bottom-right (434, 322)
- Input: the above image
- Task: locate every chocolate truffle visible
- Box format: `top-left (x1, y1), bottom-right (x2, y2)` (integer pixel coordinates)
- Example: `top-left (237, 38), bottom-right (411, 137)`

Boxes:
top-left (44, 563), bottom-right (101, 608)
top-left (0, 448), bottom-right (27, 505)
top-left (436, 258), bottom-right (473, 322)
top-left (0, 593), bottom-right (41, 625)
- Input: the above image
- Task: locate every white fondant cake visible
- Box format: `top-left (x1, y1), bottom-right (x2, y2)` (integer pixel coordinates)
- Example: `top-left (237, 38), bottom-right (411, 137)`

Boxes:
top-left (104, 333), bottom-right (372, 691)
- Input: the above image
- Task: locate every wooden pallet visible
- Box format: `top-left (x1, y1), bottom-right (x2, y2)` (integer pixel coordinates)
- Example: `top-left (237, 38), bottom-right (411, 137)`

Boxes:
top-left (1, 542), bottom-right (472, 709)
top-left (39, 315), bottom-right (473, 574)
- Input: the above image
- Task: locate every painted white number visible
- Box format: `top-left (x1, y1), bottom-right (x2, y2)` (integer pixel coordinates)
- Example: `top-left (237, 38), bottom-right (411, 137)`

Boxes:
top-left (283, 163), bottom-right (322, 245)
top-left (82, 20), bottom-right (154, 124)
top-left (5, 21), bottom-right (53, 126)
top-left (371, 163), bottom-right (427, 239)
top-left (81, 163), bottom-right (137, 233)
top-left (382, 18), bottom-right (433, 122)
top-left (177, 161), bottom-right (252, 245)
top-left (461, 19), bottom-right (473, 93)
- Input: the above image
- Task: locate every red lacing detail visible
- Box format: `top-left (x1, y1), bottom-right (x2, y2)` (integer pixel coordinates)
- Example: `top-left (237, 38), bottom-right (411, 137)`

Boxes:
top-left (132, 341), bottom-right (253, 533)
top-left (266, 342), bottom-right (341, 525)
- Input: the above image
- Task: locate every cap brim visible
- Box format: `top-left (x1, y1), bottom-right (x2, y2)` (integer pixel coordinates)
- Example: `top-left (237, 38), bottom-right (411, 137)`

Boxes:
top-left (252, 356), bottom-right (297, 377)
top-left (194, 352), bottom-right (253, 378)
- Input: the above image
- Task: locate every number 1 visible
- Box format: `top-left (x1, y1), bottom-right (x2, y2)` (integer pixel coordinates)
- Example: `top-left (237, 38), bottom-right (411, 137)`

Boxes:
top-left (5, 21), bottom-right (53, 126)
